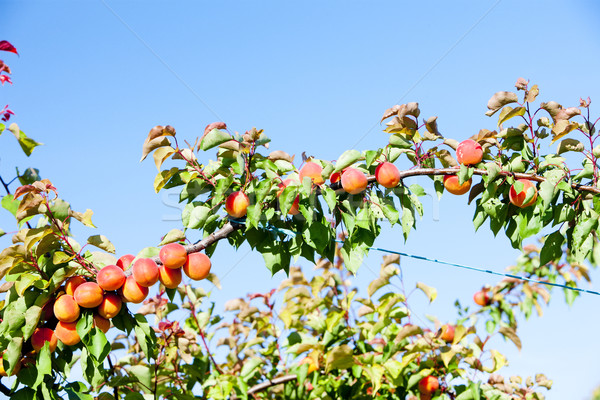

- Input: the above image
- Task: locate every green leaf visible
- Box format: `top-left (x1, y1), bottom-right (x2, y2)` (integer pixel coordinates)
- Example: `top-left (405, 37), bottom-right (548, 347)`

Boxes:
top-left (199, 129), bottom-right (232, 151)
top-left (134, 313), bottom-right (156, 360)
top-left (498, 106), bottom-right (526, 126)
top-left (458, 164), bottom-right (472, 185)
top-left (87, 235), bottom-right (116, 254)
top-left (325, 345), bottom-right (354, 371)
top-left (8, 123), bottom-right (42, 156)
top-left (334, 149), bottom-right (361, 172)
top-left (416, 282), bottom-right (437, 303)
top-left (556, 138), bottom-right (584, 154)
top-left (484, 162), bottom-right (501, 182)
top-left (1, 194), bottom-right (19, 217)
top-left (158, 229), bottom-right (186, 246)
top-left (540, 231), bottom-right (564, 265)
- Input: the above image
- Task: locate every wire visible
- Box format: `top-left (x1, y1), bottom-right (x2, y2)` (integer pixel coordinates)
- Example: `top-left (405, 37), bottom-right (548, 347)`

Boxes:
top-left (232, 218), bottom-right (600, 297)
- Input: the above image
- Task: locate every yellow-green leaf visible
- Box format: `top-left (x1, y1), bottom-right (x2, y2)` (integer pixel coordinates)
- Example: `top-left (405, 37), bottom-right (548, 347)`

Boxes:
top-left (416, 282), bottom-right (437, 303)
top-left (154, 167), bottom-right (180, 193)
top-left (87, 235), bottom-right (116, 254)
top-left (498, 106), bottom-right (526, 126)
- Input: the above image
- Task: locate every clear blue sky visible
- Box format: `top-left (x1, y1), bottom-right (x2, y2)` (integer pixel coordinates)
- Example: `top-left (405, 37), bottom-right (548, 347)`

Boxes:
top-left (2, 1), bottom-right (600, 399)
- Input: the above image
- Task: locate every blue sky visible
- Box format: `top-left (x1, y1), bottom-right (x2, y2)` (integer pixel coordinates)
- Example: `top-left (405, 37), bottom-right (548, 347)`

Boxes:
top-left (2, 1), bottom-right (600, 398)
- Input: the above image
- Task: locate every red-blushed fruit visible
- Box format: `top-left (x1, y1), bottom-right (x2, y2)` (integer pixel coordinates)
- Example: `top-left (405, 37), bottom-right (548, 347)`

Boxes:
top-left (299, 162), bottom-right (325, 185)
top-left (53, 294), bottom-right (80, 323)
top-left (277, 178), bottom-right (297, 196)
top-left (31, 327), bottom-right (57, 352)
top-left (456, 139), bottom-right (483, 165)
top-left (183, 252), bottom-right (211, 280)
top-left (158, 265), bottom-right (182, 289)
top-left (330, 171), bottom-right (341, 184)
top-left (93, 314), bottom-right (111, 333)
top-left (474, 290), bottom-right (492, 306)
top-left (97, 293), bottom-right (122, 319)
top-left (418, 375), bottom-right (439, 395)
top-left (341, 168), bottom-right (368, 194)
top-left (65, 275), bottom-right (87, 296)
top-left (509, 179), bottom-right (538, 208)
top-left (443, 174), bottom-right (472, 195)
top-left (41, 300), bottom-right (55, 321)
top-left (159, 243), bottom-right (188, 269)
top-left (288, 195), bottom-right (300, 215)
top-left (74, 282), bottom-right (104, 308)
top-left (54, 321), bottom-right (81, 346)
top-left (132, 258), bottom-right (160, 287)
top-left (440, 324), bottom-right (455, 343)
top-left (96, 265), bottom-right (126, 291)
top-left (225, 191), bottom-right (250, 218)
top-left (116, 254), bottom-right (135, 270)
top-left (119, 276), bottom-right (149, 303)
top-left (375, 162), bottom-right (400, 188)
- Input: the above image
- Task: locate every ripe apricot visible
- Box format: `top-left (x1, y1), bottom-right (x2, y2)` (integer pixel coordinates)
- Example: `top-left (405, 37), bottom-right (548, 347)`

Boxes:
top-left (329, 171), bottom-right (341, 184)
top-left (418, 375), bottom-right (439, 395)
top-left (31, 327), bottom-right (57, 352)
top-left (183, 252), bottom-right (211, 280)
top-left (96, 264), bottom-right (126, 291)
top-left (119, 275), bottom-right (149, 303)
top-left (443, 174), bottom-right (472, 195)
top-left (440, 324), bottom-right (455, 343)
top-left (509, 179), bottom-right (537, 208)
top-left (132, 258), bottom-right (160, 287)
top-left (97, 293), bottom-right (122, 319)
top-left (375, 162), bottom-right (400, 188)
top-left (341, 168), bottom-right (368, 194)
top-left (74, 282), bottom-right (104, 308)
top-left (299, 162), bottom-right (325, 185)
top-left (55, 321), bottom-right (81, 346)
top-left (116, 254), bottom-right (135, 270)
top-left (474, 290), bottom-right (492, 306)
top-left (159, 243), bottom-right (188, 269)
top-left (93, 314), bottom-right (111, 333)
top-left (456, 139), bottom-right (483, 165)
top-left (65, 275), bottom-right (87, 296)
top-left (158, 265), bottom-right (182, 289)
top-left (225, 191), bottom-right (250, 219)
top-left (53, 294), bottom-right (80, 323)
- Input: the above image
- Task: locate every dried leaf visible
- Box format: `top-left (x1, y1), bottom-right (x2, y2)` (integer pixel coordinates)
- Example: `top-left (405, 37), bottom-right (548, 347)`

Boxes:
top-left (436, 149), bottom-right (457, 168)
top-left (498, 326), bottom-right (521, 350)
top-left (525, 84), bottom-right (539, 102)
top-left (140, 136), bottom-right (171, 162)
top-left (557, 138), bottom-right (584, 154)
top-left (203, 122), bottom-right (227, 137)
top-left (551, 120), bottom-right (578, 143)
top-left (268, 150), bottom-right (294, 163)
top-left (486, 91), bottom-right (519, 116)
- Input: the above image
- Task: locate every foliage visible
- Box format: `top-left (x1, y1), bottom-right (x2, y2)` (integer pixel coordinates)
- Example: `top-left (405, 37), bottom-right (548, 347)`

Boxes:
top-left (0, 41), bottom-right (598, 399)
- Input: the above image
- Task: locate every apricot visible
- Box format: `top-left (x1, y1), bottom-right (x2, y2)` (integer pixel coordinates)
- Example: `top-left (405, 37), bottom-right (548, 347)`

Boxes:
top-left (132, 258), bottom-right (160, 287)
top-left (31, 327), bottom-right (57, 352)
top-left (65, 275), bottom-right (87, 296)
top-left (225, 191), bottom-right (250, 218)
top-left (93, 314), bottom-right (111, 333)
top-left (456, 139), bottom-right (483, 165)
top-left (440, 324), bottom-right (455, 343)
top-left (96, 264), bottom-right (126, 291)
top-left (55, 321), bottom-right (81, 346)
top-left (474, 290), bottom-right (492, 306)
top-left (116, 254), bottom-right (135, 270)
top-left (74, 282), bottom-right (104, 308)
top-left (159, 243), bottom-right (188, 269)
top-left (277, 178), bottom-right (297, 196)
top-left (53, 294), bottom-right (80, 323)
top-left (509, 179), bottom-right (537, 208)
top-left (329, 171), bottom-right (341, 184)
top-left (443, 174), bottom-right (472, 195)
top-left (97, 293), bottom-right (122, 319)
top-left (341, 168), bottom-right (368, 194)
top-left (183, 252), bottom-right (211, 281)
top-left (158, 264), bottom-right (183, 289)
top-left (299, 162), bottom-right (324, 185)
top-left (375, 162), bottom-right (400, 188)
top-left (418, 375), bottom-right (439, 395)
top-left (119, 275), bottom-right (149, 303)
top-left (41, 300), bottom-right (55, 321)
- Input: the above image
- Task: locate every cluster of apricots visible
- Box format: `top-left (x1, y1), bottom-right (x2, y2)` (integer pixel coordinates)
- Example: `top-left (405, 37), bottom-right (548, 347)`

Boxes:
top-left (225, 160), bottom-right (403, 218)
top-left (26, 243), bottom-right (212, 355)
top-left (442, 139), bottom-right (538, 208)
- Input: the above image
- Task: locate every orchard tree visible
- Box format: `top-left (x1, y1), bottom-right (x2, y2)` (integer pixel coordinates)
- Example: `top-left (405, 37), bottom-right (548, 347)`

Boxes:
top-left (0, 41), bottom-right (598, 399)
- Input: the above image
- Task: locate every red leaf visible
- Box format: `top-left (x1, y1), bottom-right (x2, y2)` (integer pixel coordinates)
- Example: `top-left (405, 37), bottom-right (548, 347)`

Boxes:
top-left (0, 41), bottom-right (18, 55)
top-left (0, 75), bottom-right (12, 85)
top-left (0, 61), bottom-right (11, 74)
top-left (203, 121), bottom-right (227, 137)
